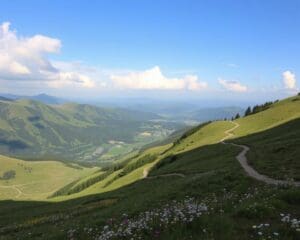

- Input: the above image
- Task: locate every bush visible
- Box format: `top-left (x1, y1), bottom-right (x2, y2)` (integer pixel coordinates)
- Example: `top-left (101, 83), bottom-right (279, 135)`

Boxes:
top-left (0, 170), bottom-right (16, 180)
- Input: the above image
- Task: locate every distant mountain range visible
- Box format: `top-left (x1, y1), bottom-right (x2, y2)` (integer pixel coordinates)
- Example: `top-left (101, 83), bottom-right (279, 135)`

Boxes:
top-left (0, 97), bottom-right (179, 162)
top-left (0, 93), bottom-right (65, 104)
top-left (1, 94), bottom-right (300, 239)
top-left (95, 100), bottom-right (244, 122)
top-left (189, 106), bottom-right (244, 121)
top-left (1, 94), bottom-right (245, 122)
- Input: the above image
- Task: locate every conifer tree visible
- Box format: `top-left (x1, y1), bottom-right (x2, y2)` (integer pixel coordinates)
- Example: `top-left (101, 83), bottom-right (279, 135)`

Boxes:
top-left (244, 106), bottom-right (252, 116)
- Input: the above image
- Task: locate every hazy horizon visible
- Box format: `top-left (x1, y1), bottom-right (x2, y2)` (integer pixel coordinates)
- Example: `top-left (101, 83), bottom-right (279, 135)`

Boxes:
top-left (0, 0), bottom-right (299, 102)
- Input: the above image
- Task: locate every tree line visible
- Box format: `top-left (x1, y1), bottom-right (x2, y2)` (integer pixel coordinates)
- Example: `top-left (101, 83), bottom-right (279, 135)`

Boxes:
top-left (225, 99), bottom-right (281, 121)
top-left (244, 100), bottom-right (278, 117)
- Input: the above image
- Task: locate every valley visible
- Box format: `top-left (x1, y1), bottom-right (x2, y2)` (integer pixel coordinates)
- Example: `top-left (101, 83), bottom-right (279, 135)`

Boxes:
top-left (0, 155), bottom-right (98, 200)
top-left (0, 98), bottom-right (180, 165)
top-left (1, 3), bottom-right (299, 239)
top-left (0, 95), bottom-right (299, 239)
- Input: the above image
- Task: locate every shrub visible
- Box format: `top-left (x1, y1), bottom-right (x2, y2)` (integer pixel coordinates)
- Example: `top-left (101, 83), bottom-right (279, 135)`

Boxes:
top-left (0, 170), bottom-right (16, 180)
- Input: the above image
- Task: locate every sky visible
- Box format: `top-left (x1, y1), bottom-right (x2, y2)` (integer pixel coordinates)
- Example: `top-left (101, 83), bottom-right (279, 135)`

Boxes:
top-left (0, 0), bottom-right (299, 102)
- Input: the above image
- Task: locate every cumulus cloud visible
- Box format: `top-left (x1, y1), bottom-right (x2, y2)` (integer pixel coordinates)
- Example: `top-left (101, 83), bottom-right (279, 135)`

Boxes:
top-left (218, 78), bottom-right (247, 92)
top-left (282, 70), bottom-right (297, 89)
top-left (110, 66), bottom-right (207, 91)
top-left (0, 22), bottom-right (95, 88)
top-left (47, 72), bottom-right (95, 88)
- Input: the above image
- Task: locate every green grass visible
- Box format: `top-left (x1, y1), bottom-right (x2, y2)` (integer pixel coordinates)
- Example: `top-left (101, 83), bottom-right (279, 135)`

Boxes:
top-left (170, 120), bottom-right (233, 153)
top-left (0, 141), bottom-right (299, 239)
top-left (0, 95), bottom-right (299, 239)
top-left (51, 144), bottom-right (172, 199)
top-left (228, 95), bottom-right (300, 180)
top-left (0, 155), bottom-right (98, 200)
top-left (0, 99), bottom-right (179, 163)
top-left (233, 118), bottom-right (300, 181)
top-left (233, 95), bottom-right (300, 137)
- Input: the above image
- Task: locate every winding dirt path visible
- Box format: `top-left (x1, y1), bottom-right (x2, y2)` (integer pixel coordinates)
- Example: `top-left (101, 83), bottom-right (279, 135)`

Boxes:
top-left (142, 120), bottom-right (300, 187)
top-left (222, 121), bottom-right (300, 187)
top-left (0, 185), bottom-right (22, 198)
top-left (0, 180), bottom-right (57, 199)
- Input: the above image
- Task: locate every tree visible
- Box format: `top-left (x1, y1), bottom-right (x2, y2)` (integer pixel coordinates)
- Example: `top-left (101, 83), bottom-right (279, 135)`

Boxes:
top-left (244, 106), bottom-right (252, 116)
top-left (235, 113), bottom-right (240, 119)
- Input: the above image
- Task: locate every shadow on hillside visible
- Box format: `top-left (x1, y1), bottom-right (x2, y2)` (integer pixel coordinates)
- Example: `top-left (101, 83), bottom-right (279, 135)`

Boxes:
top-left (0, 118), bottom-right (299, 234)
top-left (229, 117), bottom-right (300, 181)
top-left (231, 117), bottom-right (300, 144)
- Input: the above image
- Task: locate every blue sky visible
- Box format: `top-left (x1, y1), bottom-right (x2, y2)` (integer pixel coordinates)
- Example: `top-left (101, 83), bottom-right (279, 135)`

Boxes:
top-left (0, 0), bottom-right (299, 102)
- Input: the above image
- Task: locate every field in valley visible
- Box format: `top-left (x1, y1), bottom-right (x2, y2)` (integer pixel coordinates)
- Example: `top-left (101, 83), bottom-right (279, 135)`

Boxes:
top-left (0, 95), bottom-right (299, 239)
top-left (0, 155), bottom-right (98, 200)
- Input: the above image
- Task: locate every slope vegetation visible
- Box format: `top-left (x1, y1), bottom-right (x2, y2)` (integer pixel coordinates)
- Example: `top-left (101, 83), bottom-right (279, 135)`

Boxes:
top-left (0, 95), bottom-right (299, 239)
top-left (49, 95), bottom-right (300, 199)
top-left (0, 99), bottom-right (178, 163)
top-left (0, 155), bottom-right (97, 200)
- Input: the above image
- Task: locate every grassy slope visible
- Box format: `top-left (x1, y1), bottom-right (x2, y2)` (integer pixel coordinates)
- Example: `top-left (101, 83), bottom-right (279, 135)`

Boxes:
top-left (51, 143), bottom-right (172, 200)
top-left (0, 99), bottom-right (172, 162)
top-left (234, 118), bottom-right (300, 181)
top-left (233, 96), bottom-right (300, 137)
top-left (0, 155), bottom-right (98, 200)
top-left (0, 96), bottom-right (299, 239)
top-left (231, 95), bottom-right (300, 180)
top-left (170, 120), bottom-right (232, 153)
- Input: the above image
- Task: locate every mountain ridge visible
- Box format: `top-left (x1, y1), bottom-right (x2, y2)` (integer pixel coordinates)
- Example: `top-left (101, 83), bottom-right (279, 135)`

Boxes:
top-left (0, 98), bottom-right (178, 163)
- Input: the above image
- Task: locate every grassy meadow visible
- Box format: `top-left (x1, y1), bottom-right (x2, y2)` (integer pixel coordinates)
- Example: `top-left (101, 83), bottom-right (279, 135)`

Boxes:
top-left (0, 155), bottom-right (98, 200)
top-left (0, 95), bottom-right (299, 239)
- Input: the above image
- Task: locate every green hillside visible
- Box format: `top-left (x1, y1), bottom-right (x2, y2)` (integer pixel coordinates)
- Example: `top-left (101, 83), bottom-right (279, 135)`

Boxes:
top-left (0, 95), bottom-right (299, 239)
top-left (230, 95), bottom-right (300, 181)
top-left (0, 99), bottom-right (179, 164)
top-left (0, 155), bottom-right (98, 200)
top-left (234, 96), bottom-right (300, 137)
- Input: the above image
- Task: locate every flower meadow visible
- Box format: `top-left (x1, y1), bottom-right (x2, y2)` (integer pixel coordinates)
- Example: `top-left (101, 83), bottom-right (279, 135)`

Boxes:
top-left (63, 188), bottom-right (299, 240)
top-left (95, 197), bottom-right (208, 240)
top-left (251, 214), bottom-right (300, 239)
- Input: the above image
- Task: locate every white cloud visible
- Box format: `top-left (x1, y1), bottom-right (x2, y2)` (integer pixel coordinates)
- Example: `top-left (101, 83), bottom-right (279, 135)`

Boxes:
top-left (48, 72), bottom-right (95, 88)
top-left (218, 78), bottom-right (247, 92)
top-left (0, 22), bottom-right (95, 88)
top-left (282, 70), bottom-right (297, 89)
top-left (0, 55), bottom-right (30, 75)
top-left (110, 66), bottom-right (207, 91)
top-left (185, 75), bottom-right (208, 90)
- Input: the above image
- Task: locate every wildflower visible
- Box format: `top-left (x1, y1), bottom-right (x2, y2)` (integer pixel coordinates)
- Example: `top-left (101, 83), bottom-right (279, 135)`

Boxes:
top-left (103, 226), bottom-right (109, 230)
